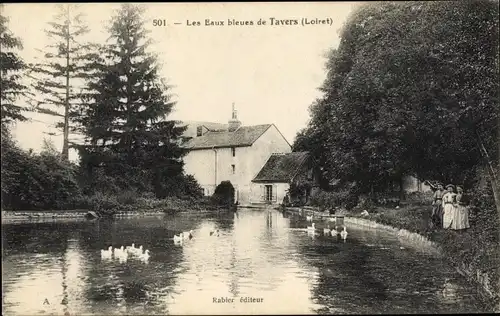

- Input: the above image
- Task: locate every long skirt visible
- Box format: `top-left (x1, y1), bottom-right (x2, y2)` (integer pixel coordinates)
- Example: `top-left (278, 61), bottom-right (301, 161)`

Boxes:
top-left (431, 204), bottom-right (443, 227)
top-left (442, 204), bottom-right (455, 229)
top-left (450, 204), bottom-right (470, 230)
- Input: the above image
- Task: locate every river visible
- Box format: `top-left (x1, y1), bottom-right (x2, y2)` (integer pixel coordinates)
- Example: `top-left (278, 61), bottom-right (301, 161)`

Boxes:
top-left (1, 208), bottom-right (489, 315)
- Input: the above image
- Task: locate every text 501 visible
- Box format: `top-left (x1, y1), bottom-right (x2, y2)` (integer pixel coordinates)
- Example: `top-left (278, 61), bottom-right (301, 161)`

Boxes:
top-left (153, 19), bottom-right (167, 26)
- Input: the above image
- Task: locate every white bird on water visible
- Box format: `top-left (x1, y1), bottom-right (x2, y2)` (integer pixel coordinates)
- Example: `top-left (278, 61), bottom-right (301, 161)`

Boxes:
top-left (117, 250), bottom-right (128, 262)
top-left (183, 230), bottom-right (194, 240)
top-left (140, 250), bottom-right (150, 262)
top-left (114, 246), bottom-right (125, 256)
top-left (307, 222), bottom-right (316, 231)
top-left (101, 246), bottom-right (113, 258)
top-left (173, 233), bottom-right (184, 243)
top-left (134, 245), bottom-right (144, 255)
top-left (323, 227), bottom-right (331, 236)
top-left (340, 226), bottom-right (348, 240)
top-left (126, 243), bottom-right (136, 254)
top-left (332, 226), bottom-right (340, 236)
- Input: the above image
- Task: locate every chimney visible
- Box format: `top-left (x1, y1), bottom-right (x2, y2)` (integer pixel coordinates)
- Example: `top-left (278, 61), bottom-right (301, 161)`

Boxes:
top-left (196, 125), bottom-right (203, 137)
top-left (228, 102), bottom-right (242, 132)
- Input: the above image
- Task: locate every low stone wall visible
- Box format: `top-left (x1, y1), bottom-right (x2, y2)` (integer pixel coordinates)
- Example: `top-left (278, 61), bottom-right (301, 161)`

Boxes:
top-left (2, 210), bottom-right (89, 220)
top-left (114, 210), bottom-right (165, 218)
top-left (345, 216), bottom-right (498, 309)
top-left (344, 216), bottom-right (441, 254)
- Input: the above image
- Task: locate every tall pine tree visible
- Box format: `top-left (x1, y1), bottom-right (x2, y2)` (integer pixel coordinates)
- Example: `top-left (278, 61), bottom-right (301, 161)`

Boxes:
top-left (79, 4), bottom-right (186, 196)
top-left (0, 5), bottom-right (28, 134)
top-left (28, 4), bottom-right (98, 160)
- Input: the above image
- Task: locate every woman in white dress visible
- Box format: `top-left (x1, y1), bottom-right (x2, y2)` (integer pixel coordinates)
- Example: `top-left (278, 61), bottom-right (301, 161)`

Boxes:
top-left (451, 186), bottom-right (470, 230)
top-left (442, 184), bottom-right (457, 229)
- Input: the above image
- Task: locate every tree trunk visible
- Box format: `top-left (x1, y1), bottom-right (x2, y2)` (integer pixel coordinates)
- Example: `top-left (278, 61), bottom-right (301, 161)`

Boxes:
top-left (399, 177), bottom-right (405, 201)
top-left (61, 11), bottom-right (70, 161)
top-left (497, 108), bottom-right (500, 314)
top-left (477, 127), bottom-right (500, 312)
top-left (487, 167), bottom-right (500, 314)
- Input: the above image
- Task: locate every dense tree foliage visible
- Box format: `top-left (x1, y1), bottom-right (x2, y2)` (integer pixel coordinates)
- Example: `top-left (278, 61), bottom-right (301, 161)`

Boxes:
top-left (295, 1), bottom-right (499, 202)
top-left (1, 136), bottom-right (82, 210)
top-left (0, 7), bottom-right (28, 131)
top-left (76, 4), bottom-right (189, 197)
top-left (28, 4), bottom-right (98, 159)
top-left (1, 4), bottom-right (204, 211)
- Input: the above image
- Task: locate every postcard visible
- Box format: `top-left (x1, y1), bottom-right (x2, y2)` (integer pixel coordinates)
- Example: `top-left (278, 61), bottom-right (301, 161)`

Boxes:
top-left (1, 2), bottom-right (499, 315)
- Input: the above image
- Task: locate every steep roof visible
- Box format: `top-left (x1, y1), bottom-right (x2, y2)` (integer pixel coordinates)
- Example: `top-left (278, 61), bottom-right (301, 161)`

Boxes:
top-left (176, 121), bottom-right (229, 138)
top-left (182, 124), bottom-right (272, 150)
top-left (252, 151), bottom-right (310, 183)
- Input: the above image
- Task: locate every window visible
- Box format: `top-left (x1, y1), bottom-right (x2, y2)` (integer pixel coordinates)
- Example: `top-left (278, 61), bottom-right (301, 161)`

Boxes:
top-left (265, 185), bottom-right (273, 202)
top-left (231, 147), bottom-right (236, 157)
top-left (231, 164), bottom-right (235, 174)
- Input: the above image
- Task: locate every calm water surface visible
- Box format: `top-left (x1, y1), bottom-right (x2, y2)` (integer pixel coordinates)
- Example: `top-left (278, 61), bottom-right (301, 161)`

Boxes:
top-left (2, 209), bottom-right (489, 315)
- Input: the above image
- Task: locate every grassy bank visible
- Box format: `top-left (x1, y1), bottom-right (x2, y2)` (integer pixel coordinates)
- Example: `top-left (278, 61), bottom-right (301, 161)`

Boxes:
top-left (348, 204), bottom-right (500, 310)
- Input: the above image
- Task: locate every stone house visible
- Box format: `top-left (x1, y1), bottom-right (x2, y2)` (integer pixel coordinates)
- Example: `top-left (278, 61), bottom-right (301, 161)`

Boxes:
top-left (251, 151), bottom-right (321, 205)
top-left (179, 105), bottom-right (291, 204)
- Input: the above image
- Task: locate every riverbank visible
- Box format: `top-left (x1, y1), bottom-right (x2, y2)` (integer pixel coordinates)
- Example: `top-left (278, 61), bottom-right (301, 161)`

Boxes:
top-left (1, 196), bottom-right (235, 223)
top-left (282, 204), bottom-right (500, 311)
top-left (351, 206), bottom-right (499, 311)
top-left (2, 209), bottom-right (91, 223)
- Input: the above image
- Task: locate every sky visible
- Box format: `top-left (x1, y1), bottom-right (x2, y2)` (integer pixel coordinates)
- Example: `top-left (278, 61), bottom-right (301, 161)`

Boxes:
top-left (3, 2), bottom-right (358, 162)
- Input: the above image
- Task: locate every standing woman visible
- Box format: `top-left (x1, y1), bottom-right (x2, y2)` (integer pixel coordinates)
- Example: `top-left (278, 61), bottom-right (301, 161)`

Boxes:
top-left (452, 186), bottom-right (470, 231)
top-left (431, 183), bottom-right (445, 228)
top-left (442, 184), bottom-right (457, 229)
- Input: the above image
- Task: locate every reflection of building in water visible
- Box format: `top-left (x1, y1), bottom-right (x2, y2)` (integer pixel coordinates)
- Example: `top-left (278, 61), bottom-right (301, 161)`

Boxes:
top-left (165, 211), bottom-right (322, 314)
top-left (266, 210), bottom-right (273, 228)
top-left (228, 237), bottom-right (240, 297)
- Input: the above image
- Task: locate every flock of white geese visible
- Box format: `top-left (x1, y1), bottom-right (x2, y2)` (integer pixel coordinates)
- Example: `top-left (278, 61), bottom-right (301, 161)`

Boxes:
top-left (100, 228), bottom-right (220, 262)
top-left (305, 215), bottom-right (348, 240)
top-left (100, 213), bottom-right (344, 261)
top-left (100, 243), bottom-right (150, 263)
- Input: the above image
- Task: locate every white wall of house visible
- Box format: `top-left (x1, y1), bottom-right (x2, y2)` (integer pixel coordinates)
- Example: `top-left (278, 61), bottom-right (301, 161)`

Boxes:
top-left (244, 125), bottom-right (292, 181)
top-left (183, 124), bottom-right (291, 204)
top-left (249, 182), bottom-right (289, 204)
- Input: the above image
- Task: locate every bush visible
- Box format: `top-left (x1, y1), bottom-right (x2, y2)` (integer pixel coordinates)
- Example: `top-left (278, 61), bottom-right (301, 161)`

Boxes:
top-left (77, 192), bottom-right (120, 214)
top-left (356, 194), bottom-right (376, 211)
top-left (1, 137), bottom-right (82, 210)
top-left (116, 190), bottom-right (139, 206)
top-left (211, 181), bottom-right (235, 206)
top-left (150, 172), bottom-right (204, 199)
top-left (179, 174), bottom-right (204, 198)
top-left (309, 188), bottom-right (359, 211)
top-left (405, 191), bottom-right (433, 205)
